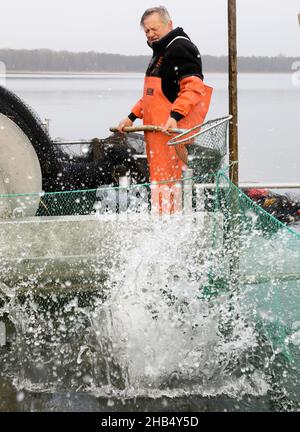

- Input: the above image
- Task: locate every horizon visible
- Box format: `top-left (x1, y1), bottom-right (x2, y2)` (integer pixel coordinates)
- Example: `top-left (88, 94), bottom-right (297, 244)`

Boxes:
top-left (1, 47), bottom-right (299, 59)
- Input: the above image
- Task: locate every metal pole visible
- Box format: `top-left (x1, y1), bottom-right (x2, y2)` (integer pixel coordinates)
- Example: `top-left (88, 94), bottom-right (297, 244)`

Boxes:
top-left (118, 175), bottom-right (131, 213)
top-left (228, 0), bottom-right (238, 185)
top-left (194, 182), bottom-right (300, 190)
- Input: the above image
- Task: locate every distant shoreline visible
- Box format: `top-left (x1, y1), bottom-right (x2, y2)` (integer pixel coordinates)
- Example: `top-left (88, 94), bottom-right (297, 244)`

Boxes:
top-left (1, 49), bottom-right (298, 74)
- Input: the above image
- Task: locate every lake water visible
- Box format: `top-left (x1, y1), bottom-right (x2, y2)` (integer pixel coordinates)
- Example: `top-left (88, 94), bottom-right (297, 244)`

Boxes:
top-left (4, 72), bottom-right (300, 184)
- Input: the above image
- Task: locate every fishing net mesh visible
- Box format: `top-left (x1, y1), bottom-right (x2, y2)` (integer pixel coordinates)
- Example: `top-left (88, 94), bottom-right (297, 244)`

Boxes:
top-left (170, 116), bottom-right (230, 177)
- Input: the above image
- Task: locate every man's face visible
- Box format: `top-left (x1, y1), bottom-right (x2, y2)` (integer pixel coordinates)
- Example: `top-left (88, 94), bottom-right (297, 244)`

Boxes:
top-left (142, 12), bottom-right (173, 45)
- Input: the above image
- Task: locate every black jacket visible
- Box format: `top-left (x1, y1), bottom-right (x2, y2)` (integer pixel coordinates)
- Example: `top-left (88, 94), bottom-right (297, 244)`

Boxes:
top-left (129, 27), bottom-right (203, 121)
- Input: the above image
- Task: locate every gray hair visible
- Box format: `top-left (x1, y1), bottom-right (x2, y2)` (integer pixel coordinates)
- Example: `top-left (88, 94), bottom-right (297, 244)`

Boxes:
top-left (140, 6), bottom-right (171, 27)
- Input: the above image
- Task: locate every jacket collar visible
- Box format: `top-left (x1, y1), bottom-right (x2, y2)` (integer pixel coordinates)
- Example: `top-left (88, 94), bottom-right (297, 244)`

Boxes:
top-left (148, 27), bottom-right (190, 55)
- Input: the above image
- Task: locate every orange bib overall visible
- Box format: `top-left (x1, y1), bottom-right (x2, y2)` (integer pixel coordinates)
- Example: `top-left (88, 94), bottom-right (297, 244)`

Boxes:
top-left (132, 75), bottom-right (212, 213)
top-left (142, 76), bottom-right (212, 183)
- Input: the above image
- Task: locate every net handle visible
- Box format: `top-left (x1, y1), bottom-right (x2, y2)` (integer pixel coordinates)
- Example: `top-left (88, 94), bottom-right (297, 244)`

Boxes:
top-left (167, 115), bottom-right (233, 146)
top-left (109, 125), bottom-right (183, 135)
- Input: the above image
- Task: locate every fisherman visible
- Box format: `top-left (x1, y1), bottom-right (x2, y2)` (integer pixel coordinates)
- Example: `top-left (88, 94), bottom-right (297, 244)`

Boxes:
top-left (117, 6), bottom-right (212, 212)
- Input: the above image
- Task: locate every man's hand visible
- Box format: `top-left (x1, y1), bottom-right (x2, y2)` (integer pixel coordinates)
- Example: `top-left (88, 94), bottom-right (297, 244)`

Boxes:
top-left (117, 117), bottom-right (133, 133)
top-left (162, 117), bottom-right (177, 133)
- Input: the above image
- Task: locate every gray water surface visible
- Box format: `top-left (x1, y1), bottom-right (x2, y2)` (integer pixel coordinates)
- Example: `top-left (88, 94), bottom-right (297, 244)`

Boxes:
top-left (4, 72), bottom-right (300, 184)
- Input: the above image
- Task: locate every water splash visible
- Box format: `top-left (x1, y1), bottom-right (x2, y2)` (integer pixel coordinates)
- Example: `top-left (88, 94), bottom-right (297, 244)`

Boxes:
top-left (0, 212), bottom-right (299, 411)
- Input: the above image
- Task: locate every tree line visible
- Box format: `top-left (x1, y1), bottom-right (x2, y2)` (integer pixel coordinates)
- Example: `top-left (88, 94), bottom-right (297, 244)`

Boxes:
top-left (0, 48), bottom-right (297, 73)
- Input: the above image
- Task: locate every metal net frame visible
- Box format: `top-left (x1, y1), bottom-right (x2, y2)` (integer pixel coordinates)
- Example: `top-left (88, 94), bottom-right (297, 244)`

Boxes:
top-left (168, 115), bottom-right (231, 177)
top-left (168, 115), bottom-right (232, 154)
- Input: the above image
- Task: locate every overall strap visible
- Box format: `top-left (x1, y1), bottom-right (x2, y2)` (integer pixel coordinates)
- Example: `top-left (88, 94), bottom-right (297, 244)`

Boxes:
top-left (166, 36), bottom-right (191, 49)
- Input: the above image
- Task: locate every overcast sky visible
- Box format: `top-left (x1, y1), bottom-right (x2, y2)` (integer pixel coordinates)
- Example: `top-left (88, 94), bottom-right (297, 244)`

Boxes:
top-left (1, 0), bottom-right (299, 56)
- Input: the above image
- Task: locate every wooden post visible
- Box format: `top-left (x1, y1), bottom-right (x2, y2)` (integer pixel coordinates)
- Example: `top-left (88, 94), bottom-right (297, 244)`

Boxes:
top-left (226, 1), bottom-right (240, 292)
top-left (228, 0), bottom-right (238, 185)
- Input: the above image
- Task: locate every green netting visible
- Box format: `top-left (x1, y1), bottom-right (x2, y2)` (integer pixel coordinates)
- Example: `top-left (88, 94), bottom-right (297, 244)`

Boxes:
top-left (204, 171), bottom-right (300, 404)
top-left (37, 189), bottom-right (98, 216)
top-left (0, 172), bottom-right (214, 217)
top-left (204, 169), bottom-right (300, 292)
